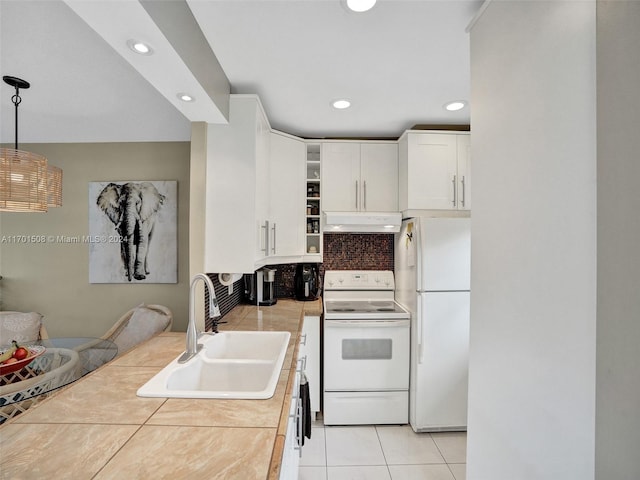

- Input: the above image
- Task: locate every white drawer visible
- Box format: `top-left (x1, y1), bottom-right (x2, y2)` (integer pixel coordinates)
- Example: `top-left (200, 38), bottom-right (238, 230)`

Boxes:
top-left (323, 390), bottom-right (408, 425)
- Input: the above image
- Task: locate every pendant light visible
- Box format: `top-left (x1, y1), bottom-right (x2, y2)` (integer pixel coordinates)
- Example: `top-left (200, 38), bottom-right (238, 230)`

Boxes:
top-left (0, 75), bottom-right (62, 212)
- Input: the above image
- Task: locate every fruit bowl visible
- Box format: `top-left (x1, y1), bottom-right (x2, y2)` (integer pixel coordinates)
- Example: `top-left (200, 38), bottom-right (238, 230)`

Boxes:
top-left (0, 345), bottom-right (46, 376)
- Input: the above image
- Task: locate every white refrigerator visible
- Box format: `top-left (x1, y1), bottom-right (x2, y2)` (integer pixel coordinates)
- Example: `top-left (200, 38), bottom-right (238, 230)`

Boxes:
top-left (395, 217), bottom-right (470, 432)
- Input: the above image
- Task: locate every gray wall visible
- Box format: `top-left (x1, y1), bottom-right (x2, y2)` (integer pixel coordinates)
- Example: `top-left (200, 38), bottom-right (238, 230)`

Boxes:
top-left (596, 2), bottom-right (640, 478)
top-left (0, 142), bottom-right (191, 336)
top-left (468, 2), bottom-right (597, 478)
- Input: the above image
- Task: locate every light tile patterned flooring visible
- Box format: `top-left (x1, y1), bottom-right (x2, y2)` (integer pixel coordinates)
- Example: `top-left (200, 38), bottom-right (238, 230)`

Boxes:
top-left (299, 418), bottom-right (466, 480)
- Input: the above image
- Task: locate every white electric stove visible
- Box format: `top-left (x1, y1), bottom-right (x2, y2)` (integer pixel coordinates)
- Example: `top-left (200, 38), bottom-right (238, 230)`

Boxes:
top-left (323, 270), bottom-right (410, 425)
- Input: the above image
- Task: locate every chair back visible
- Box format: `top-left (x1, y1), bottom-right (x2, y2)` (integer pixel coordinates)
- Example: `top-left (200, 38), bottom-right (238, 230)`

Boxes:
top-left (103, 304), bottom-right (173, 356)
top-left (0, 312), bottom-right (45, 346)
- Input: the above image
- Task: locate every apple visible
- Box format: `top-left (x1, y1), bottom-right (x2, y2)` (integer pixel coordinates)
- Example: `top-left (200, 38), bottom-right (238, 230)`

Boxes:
top-left (3, 357), bottom-right (18, 365)
top-left (12, 347), bottom-right (29, 361)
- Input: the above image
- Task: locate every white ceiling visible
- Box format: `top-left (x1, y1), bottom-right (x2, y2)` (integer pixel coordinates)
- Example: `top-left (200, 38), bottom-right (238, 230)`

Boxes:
top-left (0, 0), bottom-right (482, 144)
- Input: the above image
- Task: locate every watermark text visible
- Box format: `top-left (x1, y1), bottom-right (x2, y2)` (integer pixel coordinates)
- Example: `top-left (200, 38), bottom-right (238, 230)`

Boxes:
top-left (1, 235), bottom-right (125, 244)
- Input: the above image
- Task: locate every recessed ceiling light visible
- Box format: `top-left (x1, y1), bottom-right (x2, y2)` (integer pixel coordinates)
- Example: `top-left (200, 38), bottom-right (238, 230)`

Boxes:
top-left (178, 93), bottom-right (195, 102)
top-left (445, 101), bottom-right (467, 112)
top-left (127, 40), bottom-right (153, 55)
top-left (332, 99), bottom-right (351, 110)
top-left (346, 0), bottom-right (377, 12)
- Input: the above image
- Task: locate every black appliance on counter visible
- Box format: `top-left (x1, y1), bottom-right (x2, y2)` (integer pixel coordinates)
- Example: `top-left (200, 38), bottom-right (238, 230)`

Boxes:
top-left (244, 268), bottom-right (278, 306)
top-left (294, 264), bottom-right (320, 301)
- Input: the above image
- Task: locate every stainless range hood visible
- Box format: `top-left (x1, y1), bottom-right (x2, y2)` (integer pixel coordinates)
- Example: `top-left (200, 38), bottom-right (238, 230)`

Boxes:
top-left (323, 211), bottom-right (402, 233)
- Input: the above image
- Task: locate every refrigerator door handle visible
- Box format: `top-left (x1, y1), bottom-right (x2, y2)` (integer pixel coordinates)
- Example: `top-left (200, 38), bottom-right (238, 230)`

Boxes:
top-left (417, 296), bottom-right (424, 364)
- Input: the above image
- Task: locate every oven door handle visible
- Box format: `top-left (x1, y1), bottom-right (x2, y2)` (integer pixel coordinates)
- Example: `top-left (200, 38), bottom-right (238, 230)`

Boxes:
top-left (325, 320), bottom-right (409, 328)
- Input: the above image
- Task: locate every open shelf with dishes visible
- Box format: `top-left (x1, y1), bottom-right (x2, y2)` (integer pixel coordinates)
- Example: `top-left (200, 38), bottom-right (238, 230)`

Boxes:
top-left (305, 143), bottom-right (322, 256)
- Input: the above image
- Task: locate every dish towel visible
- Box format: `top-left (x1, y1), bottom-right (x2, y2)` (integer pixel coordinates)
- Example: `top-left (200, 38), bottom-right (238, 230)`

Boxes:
top-left (299, 372), bottom-right (312, 445)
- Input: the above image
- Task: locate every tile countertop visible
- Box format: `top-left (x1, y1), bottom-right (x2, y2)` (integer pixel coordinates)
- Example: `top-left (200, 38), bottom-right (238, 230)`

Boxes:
top-left (0, 298), bottom-right (322, 480)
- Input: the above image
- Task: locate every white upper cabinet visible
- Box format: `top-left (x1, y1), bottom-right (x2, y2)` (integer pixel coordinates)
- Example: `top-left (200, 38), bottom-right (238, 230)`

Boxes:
top-left (322, 143), bottom-right (360, 211)
top-left (304, 144), bottom-right (322, 258)
top-left (361, 143), bottom-right (399, 212)
top-left (398, 131), bottom-right (471, 212)
top-left (205, 95), bottom-right (309, 273)
top-left (456, 134), bottom-right (471, 211)
top-left (203, 95), bottom-right (469, 275)
top-left (205, 95), bottom-right (271, 273)
top-left (269, 131), bottom-right (306, 259)
top-left (255, 106), bottom-right (272, 261)
top-left (322, 142), bottom-right (398, 212)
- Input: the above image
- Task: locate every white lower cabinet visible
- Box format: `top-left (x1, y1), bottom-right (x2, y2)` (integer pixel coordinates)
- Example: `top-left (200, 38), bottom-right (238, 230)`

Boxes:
top-left (280, 315), bottom-right (320, 478)
top-left (280, 339), bottom-right (307, 480)
top-left (300, 315), bottom-right (320, 415)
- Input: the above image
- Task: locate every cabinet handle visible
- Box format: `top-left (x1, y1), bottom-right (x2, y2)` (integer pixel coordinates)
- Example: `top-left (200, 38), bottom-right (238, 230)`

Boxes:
top-left (363, 180), bottom-right (367, 211)
top-left (461, 176), bottom-right (466, 208)
top-left (296, 355), bottom-right (307, 373)
top-left (289, 392), bottom-right (301, 434)
top-left (295, 400), bottom-right (303, 453)
top-left (452, 175), bottom-right (457, 207)
top-left (261, 221), bottom-right (269, 253)
top-left (271, 223), bottom-right (277, 254)
top-left (300, 333), bottom-right (307, 346)
top-left (355, 181), bottom-right (359, 209)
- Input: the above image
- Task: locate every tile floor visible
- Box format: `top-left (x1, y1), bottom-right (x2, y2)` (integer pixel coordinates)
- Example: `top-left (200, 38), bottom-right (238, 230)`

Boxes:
top-left (298, 418), bottom-right (466, 480)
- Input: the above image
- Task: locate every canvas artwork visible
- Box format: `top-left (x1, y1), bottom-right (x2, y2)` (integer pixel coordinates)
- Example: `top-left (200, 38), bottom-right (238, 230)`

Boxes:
top-left (88, 180), bottom-right (178, 284)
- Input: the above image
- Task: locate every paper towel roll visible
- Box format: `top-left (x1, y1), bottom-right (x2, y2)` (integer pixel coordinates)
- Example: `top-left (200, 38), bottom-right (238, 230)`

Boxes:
top-left (218, 273), bottom-right (242, 286)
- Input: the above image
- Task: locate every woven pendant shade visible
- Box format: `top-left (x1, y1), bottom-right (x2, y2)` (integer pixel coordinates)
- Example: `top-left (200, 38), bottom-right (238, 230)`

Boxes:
top-left (47, 164), bottom-right (63, 208)
top-left (0, 148), bottom-right (48, 212)
top-left (1, 75), bottom-right (63, 212)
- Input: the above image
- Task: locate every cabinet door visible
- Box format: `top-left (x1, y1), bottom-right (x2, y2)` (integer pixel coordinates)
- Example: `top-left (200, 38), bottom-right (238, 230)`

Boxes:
top-left (457, 134), bottom-right (471, 211)
top-left (360, 143), bottom-right (398, 212)
top-left (407, 133), bottom-right (458, 210)
top-left (322, 142), bottom-right (361, 211)
top-left (398, 134), bottom-right (410, 211)
top-left (255, 109), bottom-right (271, 261)
top-left (280, 358), bottom-right (302, 479)
top-left (205, 97), bottom-right (259, 273)
top-left (300, 315), bottom-right (320, 414)
top-left (269, 133), bottom-right (305, 257)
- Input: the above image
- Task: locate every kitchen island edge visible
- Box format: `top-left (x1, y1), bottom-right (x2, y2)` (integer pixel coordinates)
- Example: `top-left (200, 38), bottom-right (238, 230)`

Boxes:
top-left (0, 298), bottom-right (322, 480)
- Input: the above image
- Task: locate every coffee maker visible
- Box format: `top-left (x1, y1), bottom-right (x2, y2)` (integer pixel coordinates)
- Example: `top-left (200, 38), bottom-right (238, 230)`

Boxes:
top-left (245, 268), bottom-right (278, 306)
top-left (294, 264), bottom-right (320, 301)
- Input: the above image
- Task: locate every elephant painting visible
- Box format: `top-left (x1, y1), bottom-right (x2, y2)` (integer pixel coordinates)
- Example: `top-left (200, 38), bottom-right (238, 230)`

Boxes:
top-left (96, 182), bottom-right (166, 282)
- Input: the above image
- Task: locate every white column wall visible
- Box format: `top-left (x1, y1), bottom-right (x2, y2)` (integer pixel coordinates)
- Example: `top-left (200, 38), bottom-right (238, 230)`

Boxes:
top-left (189, 122), bottom-right (208, 332)
top-left (595, 2), bottom-right (640, 478)
top-left (467, 2), bottom-right (597, 479)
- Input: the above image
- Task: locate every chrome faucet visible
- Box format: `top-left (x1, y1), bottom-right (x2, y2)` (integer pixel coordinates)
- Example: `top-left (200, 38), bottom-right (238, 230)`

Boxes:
top-left (178, 273), bottom-right (221, 363)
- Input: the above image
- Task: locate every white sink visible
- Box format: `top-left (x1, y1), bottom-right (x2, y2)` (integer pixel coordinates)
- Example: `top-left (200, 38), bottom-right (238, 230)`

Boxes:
top-left (137, 331), bottom-right (291, 399)
top-left (202, 330), bottom-right (291, 360)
